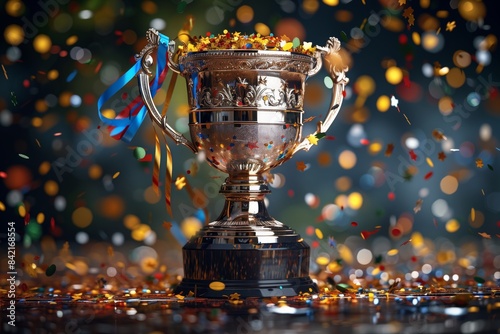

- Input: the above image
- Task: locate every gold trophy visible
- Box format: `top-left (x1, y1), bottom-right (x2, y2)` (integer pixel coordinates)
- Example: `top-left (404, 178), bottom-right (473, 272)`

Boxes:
top-left (136, 28), bottom-right (348, 297)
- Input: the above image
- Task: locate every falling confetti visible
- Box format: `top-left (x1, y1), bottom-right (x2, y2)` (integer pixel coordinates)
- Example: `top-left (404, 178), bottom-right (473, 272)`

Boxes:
top-left (133, 147), bottom-right (146, 160)
top-left (446, 21), bottom-right (456, 32)
top-left (315, 228), bottom-right (324, 240)
top-left (470, 208), bottom-right (476, 222)
top-left (424, 171), bottom-right (433, 180)
top-left (432, 129), bottom-right (447, 141)
top-left (328, 236), bottom-right (337, 248)
top-left (2, 64), bottom-right (8, 79)
top-left (400, 239), bottom-right (412, 246)
top-left (19, 153), bottom-right (29, 159)
top-left (478, 232), bottom-right (491, 239)
top-left (413, 199), bottom-right (423, 213)
top-left (296, 161), bottom-right (307, 172)
top-left (438, 151), bottom-right (447, 161)
top-left (426, 157), bottom-right (434, 168)
top-left (385, 143), bottom-right (394, 157)
top-left (487, 164), bottom-right (494, 171)
top-left (409, 150), bottom-right (417, 161)
top-left (112, 172), bottom-right (120, 179)
top-left (391, 95), bottom-right (400, 111)
top-left (306, 134), bottom-right (319, 145)
top-left (175, 176), bottom-right (187, 190)
top-left (475, 158), bottom-right (483, 168)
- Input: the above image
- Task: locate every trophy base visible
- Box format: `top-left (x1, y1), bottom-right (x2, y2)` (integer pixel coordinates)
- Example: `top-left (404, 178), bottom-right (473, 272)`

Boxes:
top-left (174, 277), bottom-right (317, 298)
top-left (174, 224), bottom-right (318, 298)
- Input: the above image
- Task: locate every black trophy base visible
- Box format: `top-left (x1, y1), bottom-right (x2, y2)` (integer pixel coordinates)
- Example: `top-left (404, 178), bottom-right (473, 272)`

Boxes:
top-left (173, 223), bottom-right (318, 298)
top-left (174, 277), bottom-right (318, 298)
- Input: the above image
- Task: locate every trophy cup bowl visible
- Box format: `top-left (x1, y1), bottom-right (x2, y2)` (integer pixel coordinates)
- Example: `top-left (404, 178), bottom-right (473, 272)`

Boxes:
top-left (137, 29), bottom-right (348, 297)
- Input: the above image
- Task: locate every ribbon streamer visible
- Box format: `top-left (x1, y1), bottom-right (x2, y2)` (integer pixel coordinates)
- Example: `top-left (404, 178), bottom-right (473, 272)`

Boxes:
top-left (98, 31), bottom-right (177, 216)
top-left (97, 33), bottom-right (170, 142)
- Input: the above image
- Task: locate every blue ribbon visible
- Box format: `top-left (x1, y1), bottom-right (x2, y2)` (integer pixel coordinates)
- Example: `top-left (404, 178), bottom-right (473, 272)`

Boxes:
top-left (97, 32), bottom-right (170, 143)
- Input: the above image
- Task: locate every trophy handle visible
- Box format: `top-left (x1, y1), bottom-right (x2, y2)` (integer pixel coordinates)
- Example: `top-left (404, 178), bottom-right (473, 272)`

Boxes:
top-left (292, 37), bottom-right (349, 155)
top-left (137, 28), bottom-right (197, 153)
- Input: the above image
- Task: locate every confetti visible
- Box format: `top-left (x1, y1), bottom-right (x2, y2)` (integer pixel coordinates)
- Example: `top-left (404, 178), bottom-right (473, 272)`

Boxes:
top-left (133, 147), bottom-right (146, 160)
top-left (424, 171), bottom-right (433, 180)
top-left (391, 95), bottom-right (400, 110)
top-left (450, 148), bottom-right (460, 152)
top-left (19, 153), bottom-right (29, 159)
top-left (66, 69), bottom-right (77, 82)
top-left (315, 228), bottom-right (324, 240)
top-left (328, 236), bottom-right (337, 248)
top-left (413, 199), bottom-right (423, 213)
top-left (475, 158), bottom-right (483, 168)
top-left (306, 134), bottom-right (319, 145)
top-left (432, 129), bottom-right (447, 141)
top-left (351, 221), bottom-right (358, 227)
top-left (175, 176), bottom-right (186, 190)
top-left (478, 232), bottom-right (491, 239)
top-left (45, 264), bottom-right (56, 277)
top-left (409, 150), bottom-right (417, 161)
top-left (10, 92), bottom-right (18, 106)
top-left (296, 161), bottom-right (307, 172)
top-left (487, 164), bottom-right (494, 171)
top-left (446, 21), bottom-right (456, 32)
top-left (426, 157), bottom-right (434, 167)
top-left (340, 31), bottom-right (348, 42)
top-left (2, 64), bottom-right (8, 79)
top-left (361, 228), bottom-right (380, 240)
top-left (400, 239), bottom-right (412, 246)
top-left (398, 0), bottom-right (406, 5)
top-left (438, 151), bottom-right (447, 161)
top-left (303, 116), bottom-right (317, 123)
top-left (385, 143), bottom-right (394, 157)
top-left (112, 172), bottom-right (120, 179)
top-left (470, 208), bottom-right (475, 222)
top-left (209, 281), bottom-right (225, 291)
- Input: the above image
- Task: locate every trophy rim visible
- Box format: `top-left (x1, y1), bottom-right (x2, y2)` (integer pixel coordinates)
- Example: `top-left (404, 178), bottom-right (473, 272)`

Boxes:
top-left (179, 49), bottom-right (316, 60)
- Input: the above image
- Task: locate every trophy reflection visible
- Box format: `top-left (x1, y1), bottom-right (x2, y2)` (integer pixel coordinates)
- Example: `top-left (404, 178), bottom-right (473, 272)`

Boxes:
top-left (137, 29), bottom-right (348, 297)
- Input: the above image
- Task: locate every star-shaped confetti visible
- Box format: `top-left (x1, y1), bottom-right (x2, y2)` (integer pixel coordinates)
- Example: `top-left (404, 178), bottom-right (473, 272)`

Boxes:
top-left (446, 21), bottom-right (456, 31)
top-left (475, 158), bottom-right (484, 168)
top-left (438, 151), bottom-right (447, 161)
top-left (247, 141), bottom-right (259, 150)
top-left (175, 176), bottom-right (187, 190)
top-left (391, 95), bottom-right (399, 110)
top-left (402, 7), bottom-right (413, 18)
top-left (407, 14), bottom-right (415, 26)
top-left (163, 221), bottom-right (172, 230)
top-left (398, 0), bottom-right (406, 5)
top-left (306, 134), bottom-right (319, 145)
top-left (296, 161), bottom-right (307, 171)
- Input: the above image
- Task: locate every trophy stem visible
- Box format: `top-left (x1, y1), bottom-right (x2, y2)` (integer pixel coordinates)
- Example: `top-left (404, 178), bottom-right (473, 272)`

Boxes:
top-left (213, 174), bottom-right (279, 227)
